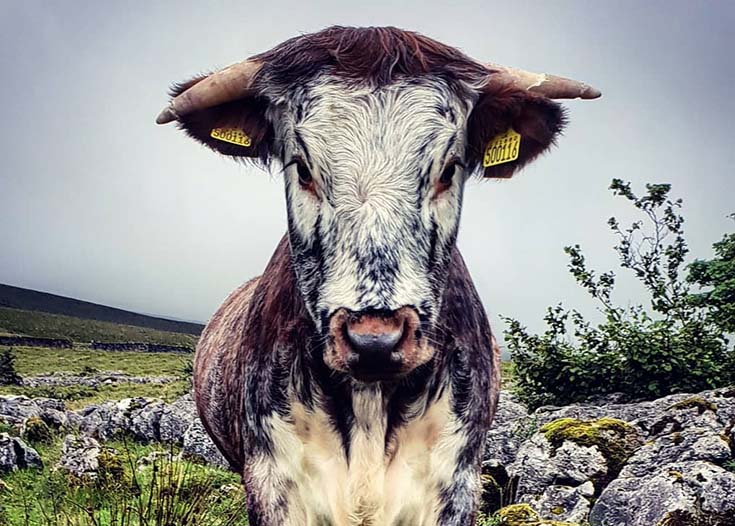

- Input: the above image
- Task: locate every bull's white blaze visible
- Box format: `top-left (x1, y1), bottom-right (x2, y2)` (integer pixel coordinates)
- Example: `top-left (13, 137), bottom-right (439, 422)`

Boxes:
top-left (271, 76), bottom-right (474, 323)
top-left (257, 387), bottom-right (464, 526)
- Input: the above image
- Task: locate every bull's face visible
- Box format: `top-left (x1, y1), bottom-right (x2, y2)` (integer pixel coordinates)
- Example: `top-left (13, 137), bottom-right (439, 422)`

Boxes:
top-left (276, 78), bottom-right (470, 380)
top-left (157, 27), bottom-right (599, 381)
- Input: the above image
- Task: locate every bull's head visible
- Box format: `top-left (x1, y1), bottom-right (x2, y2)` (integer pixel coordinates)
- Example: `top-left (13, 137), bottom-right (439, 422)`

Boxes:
top-left (158, 26), bottom-right (599, 382)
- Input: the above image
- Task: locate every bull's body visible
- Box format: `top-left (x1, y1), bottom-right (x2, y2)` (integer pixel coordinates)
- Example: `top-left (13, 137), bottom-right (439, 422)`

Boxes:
top-left (159, 25), bottom-right (598, 526)
top-left (194, 237), bottom-right (500, 526)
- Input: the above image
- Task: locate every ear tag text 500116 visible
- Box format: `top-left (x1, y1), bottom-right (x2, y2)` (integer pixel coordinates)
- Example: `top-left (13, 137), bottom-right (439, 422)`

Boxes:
top-left (210, 128), bottom-right (252, 147)
top-left (483, 129), bottom-right (521, 167)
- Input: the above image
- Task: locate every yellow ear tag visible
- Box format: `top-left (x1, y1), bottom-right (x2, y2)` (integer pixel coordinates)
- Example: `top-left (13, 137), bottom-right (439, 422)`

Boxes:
top-left (483, 129), bottom-right (521, 167)
top-left (210, 128), bottom-right (252, 147)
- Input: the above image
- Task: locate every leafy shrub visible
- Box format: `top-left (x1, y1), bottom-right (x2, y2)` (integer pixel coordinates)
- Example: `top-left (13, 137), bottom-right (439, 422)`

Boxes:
top-left (688, 214), bottom-right (735, 334)
top-left (0, 348), bottom-right (22, 386)
top-left (505, 180), bottom-right (734, 409)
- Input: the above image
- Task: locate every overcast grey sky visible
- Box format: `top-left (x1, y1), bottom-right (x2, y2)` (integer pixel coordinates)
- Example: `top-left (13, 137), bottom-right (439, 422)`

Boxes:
top-left (1, 2), bottom-right (733, 344)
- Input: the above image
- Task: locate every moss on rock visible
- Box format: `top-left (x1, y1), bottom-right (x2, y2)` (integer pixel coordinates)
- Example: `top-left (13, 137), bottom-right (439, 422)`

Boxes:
top-left (540, 417), bottom-right (640, 493)
top-left (497, 503), bottom-right (539, 523)
top-left (23, 416), bottom-right (52, 444)
top-left (486, 503), bottom-right (583, 525)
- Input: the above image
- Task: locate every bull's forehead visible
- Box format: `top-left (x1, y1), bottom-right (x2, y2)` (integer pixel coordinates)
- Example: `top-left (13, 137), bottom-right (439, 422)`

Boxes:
top-left (284, 77), bottom-right (470, 200)
top-left (274, 76), bottom-right (471, 319)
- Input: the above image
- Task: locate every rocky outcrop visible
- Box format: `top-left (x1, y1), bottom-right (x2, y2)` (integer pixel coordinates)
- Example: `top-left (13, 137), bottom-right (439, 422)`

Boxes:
top-left (55, 434), bottom-right (104, 480)
top-left (159, 394), bottom-right (197, 445)
top-left (483, 387), bottom-right (735, 526)
top-left (589, 461), bottom-right (735, 526)
top-left (0, 433), bottom-right (42, 473)
top-left (22, 372), bottom-right (177, 388)
top-left (0, 394), bottom-right (221, 469)
top-left (0, 395), bottom-right (42, 424)
top-left (89, 342), bottom-right (192, 353)
top-left (182, 419), bottom-right (228, 469)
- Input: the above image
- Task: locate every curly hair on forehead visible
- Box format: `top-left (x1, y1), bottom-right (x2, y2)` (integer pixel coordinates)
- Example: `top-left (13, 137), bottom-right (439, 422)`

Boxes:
top-left (253, 26), bottom-right (489, 88)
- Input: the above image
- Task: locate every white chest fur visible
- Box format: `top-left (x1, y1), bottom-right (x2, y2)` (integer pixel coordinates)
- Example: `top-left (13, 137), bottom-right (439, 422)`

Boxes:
top-left (261, 387), bottom-right (464, 526)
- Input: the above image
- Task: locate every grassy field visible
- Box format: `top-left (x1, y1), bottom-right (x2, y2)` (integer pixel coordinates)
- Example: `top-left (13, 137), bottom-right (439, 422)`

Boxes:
top-left (0, 434), bottom-right (247, 526)
top-left (8, 346), bottom-right (188, 377)
top-left (0, 307), bottom-right (198, 347)
top-left (0, 346), bottom-right (191, 409)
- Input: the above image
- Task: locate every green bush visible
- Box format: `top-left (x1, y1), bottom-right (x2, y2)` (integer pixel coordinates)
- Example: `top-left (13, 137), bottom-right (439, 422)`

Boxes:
top-left (505, 180), bottom-right (734, 409)
top-left (0, 348), bottom-right (22, 386)
top-left (688, 214), bottom-right (735, 334)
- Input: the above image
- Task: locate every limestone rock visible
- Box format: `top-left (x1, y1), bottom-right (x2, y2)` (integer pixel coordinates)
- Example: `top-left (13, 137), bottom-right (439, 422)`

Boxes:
top-left (509, 433), bottom-right (608, 500)
top-left (509, 417), bottom-right (641, 500)
top-left (130, 400), bottom-right (165, 442)
top-left (480, 388), bottom-right (735, 524)
top-left (55, 434), bottom-right (103, 480)
top-left (0, 432), bottom-right (42, 473)
top-left (159, 394), bottom-right (197, 445)
top-left (484, 391), bottom-right (533, 467)
top-left (519, 481), bottom-right (593, 524)
top-left (39, 407), bottom-right (68, 429)
top-left (0, 396), bottom-right (41, 424)
top-left (182, 419), bottom-right (229, 470)
top-left (590, 461), bottom-right (735, 526)
top-left (22, 372), bottom-right (177, 388)
top-left (79, 399), bottom-right (132, 441)
top-left (621, 427), bottom-right (730, 478)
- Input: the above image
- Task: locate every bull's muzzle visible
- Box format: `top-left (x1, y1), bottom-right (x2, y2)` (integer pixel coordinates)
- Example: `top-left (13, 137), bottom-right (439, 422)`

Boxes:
top-left (326, 307), bottom-right (432, 381)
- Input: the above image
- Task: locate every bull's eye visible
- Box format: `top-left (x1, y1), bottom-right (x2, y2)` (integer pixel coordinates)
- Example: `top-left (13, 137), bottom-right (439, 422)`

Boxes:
top-left (436, 161), bottom-right (458, 194)
top-left (296, 161), bottom-right (314, 190)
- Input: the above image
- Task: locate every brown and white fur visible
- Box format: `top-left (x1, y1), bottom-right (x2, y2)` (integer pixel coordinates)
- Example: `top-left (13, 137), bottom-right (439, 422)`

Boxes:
top-left (195, 237), bottom-right (501, 525)
top-left (161, 26), bottom-right (580, 526)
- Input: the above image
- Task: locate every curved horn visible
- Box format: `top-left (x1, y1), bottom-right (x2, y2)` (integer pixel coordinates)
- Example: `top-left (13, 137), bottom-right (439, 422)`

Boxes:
top-left (156, 59), bottom-right (263, 124)
top-left (486, 63), bottom-right (601, 100)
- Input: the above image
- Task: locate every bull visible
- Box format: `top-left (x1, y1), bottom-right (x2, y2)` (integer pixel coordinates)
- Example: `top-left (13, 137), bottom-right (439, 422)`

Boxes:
top-left (156, 26), bottom-right (599, 526)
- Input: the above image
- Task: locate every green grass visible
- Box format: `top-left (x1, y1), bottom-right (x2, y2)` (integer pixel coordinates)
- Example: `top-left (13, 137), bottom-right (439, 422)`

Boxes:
top-left (8, 346), bottom-right (190, 377)
top-left (0, 434), bottom-right (248, 526)
top-left (0, 346), bottom-right (191, 409)
top-left (0, 307), bottom-right (198, 347)
top-left (500, 360), bottom-right (515, 387)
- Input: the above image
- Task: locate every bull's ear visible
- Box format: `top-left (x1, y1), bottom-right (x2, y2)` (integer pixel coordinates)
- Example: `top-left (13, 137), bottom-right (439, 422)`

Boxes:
top-left (467, 90), bottom-right (566, 178)
top-left (169, 77), bottom-right (272, 161)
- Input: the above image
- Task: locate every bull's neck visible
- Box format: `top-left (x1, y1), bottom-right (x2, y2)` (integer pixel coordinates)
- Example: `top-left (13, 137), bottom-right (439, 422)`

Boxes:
top-left (247, 235), bottom-right (450, 451)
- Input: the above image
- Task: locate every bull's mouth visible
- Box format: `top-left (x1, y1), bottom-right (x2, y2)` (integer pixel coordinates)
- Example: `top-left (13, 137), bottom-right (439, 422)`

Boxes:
top-left (324, 306), bottom-right (435, 382)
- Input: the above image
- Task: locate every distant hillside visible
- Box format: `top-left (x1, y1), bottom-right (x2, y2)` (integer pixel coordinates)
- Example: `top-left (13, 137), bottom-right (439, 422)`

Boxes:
top-left (0, 284), bottom-right (203, 335)
top-left (0, 307), bottom-right (198, 347)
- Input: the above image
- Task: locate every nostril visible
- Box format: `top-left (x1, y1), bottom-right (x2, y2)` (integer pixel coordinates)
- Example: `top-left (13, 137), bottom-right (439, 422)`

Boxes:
top-left (345, 327), bottom-right (403, 356)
